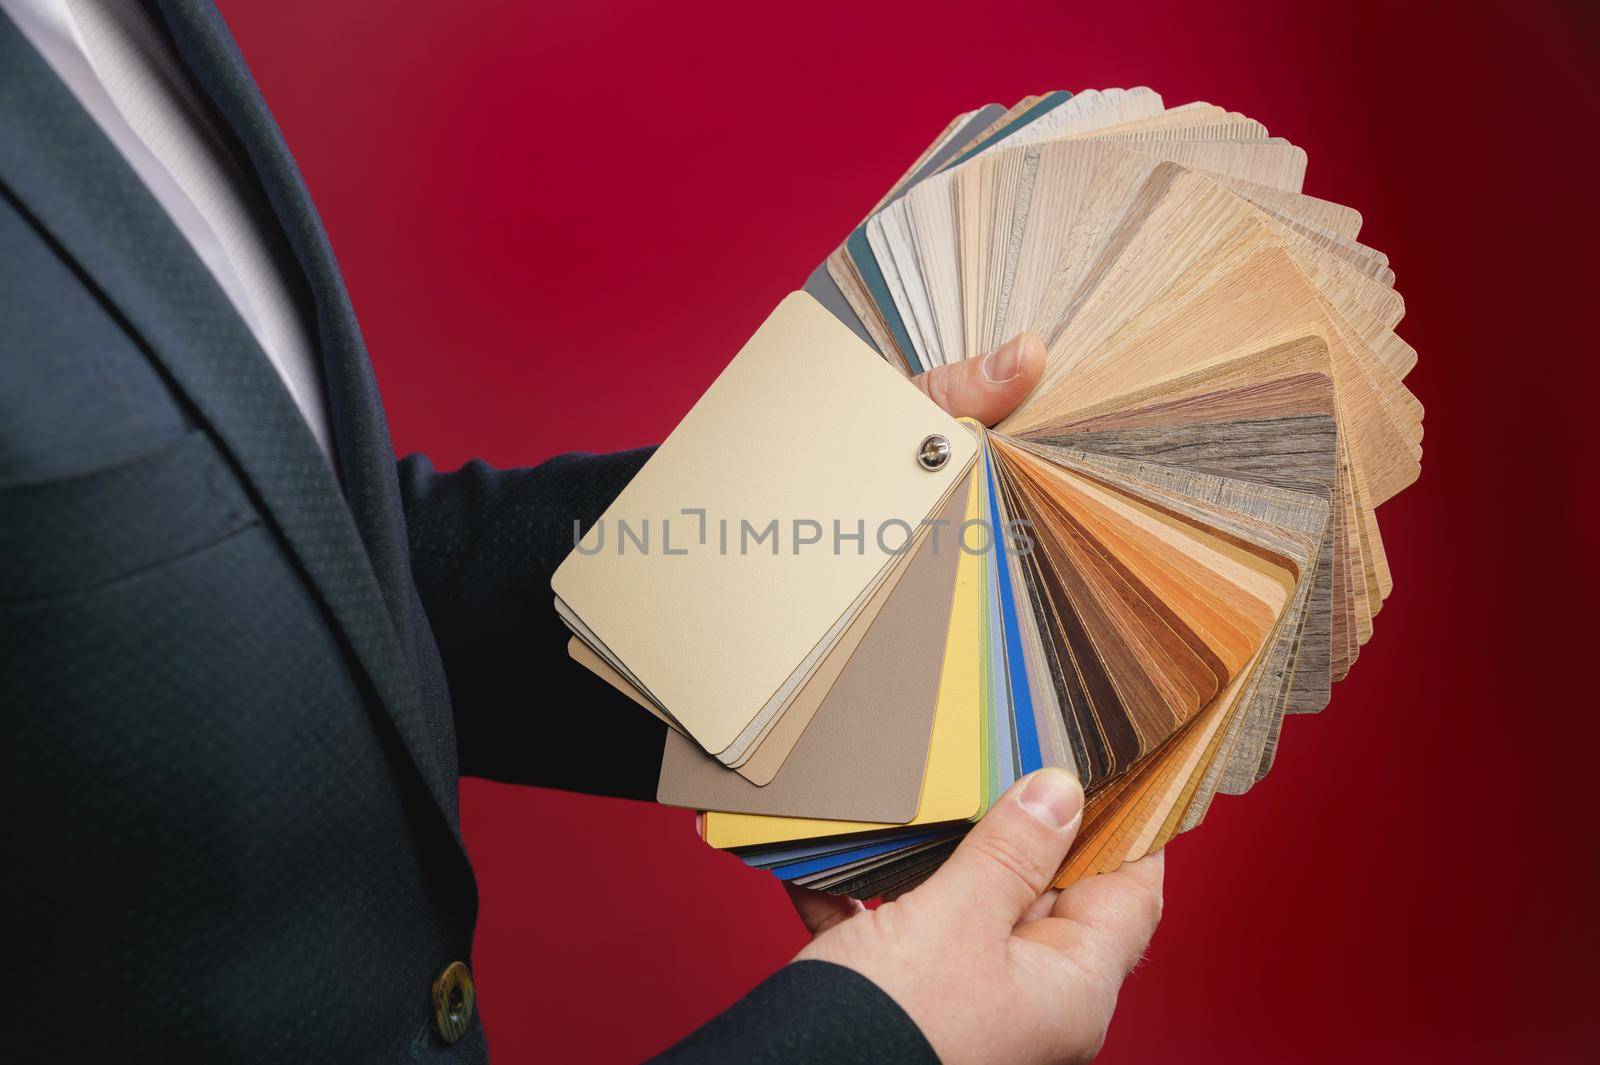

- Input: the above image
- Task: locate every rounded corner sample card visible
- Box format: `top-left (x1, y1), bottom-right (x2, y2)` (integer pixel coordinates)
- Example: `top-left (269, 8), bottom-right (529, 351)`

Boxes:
top-left (553, 291), bottom-right (977, 761)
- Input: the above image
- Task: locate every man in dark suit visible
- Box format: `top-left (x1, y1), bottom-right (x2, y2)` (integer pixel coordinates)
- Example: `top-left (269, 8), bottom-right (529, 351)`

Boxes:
top-left (1, 1), bottom-right (1162, 1060)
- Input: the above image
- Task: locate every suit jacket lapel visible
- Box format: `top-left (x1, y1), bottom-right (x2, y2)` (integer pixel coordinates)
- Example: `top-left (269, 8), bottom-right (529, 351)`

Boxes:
top-left (0, 12), bottom-right (462, 839)
top-left (145, 1), bottom-right (418, 633)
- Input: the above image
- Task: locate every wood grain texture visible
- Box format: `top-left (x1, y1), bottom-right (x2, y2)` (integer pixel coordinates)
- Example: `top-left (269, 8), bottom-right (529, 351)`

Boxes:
top-left (688, 90), bottom-right (1422, 893)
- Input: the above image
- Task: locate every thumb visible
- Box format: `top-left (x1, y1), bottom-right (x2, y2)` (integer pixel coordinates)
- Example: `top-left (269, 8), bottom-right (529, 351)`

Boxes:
top-left (914, 768), bottom-right (1084, 933)
top-left (912, 333), bottom-right (1045, 426)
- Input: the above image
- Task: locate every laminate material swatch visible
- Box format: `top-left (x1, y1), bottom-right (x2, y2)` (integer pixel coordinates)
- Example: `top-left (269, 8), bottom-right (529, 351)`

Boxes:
top-left (552, 87), bottom-right (1421, 898)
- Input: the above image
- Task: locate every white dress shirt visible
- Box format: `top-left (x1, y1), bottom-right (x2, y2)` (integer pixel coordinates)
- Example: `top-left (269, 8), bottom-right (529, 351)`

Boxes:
top-left (1, 0), bottom-right (336, 465)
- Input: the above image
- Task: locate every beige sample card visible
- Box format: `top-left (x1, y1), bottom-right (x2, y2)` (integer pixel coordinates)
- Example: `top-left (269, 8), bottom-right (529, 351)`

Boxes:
top-left (554, 291), bottom-right (976, 762)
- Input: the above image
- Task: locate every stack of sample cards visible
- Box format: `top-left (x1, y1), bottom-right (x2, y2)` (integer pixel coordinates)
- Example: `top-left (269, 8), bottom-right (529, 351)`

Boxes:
top-left (553, 88), bottom-right (1420, 898)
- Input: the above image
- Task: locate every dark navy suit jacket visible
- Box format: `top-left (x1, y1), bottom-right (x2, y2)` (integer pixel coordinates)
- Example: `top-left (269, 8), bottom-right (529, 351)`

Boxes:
top-left (0, 2), bottom-right (935, 1061)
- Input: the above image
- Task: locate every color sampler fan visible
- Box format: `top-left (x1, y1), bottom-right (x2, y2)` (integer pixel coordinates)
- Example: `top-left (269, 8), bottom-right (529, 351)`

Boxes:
top-left (553, 87), bottom-right (1420, 898)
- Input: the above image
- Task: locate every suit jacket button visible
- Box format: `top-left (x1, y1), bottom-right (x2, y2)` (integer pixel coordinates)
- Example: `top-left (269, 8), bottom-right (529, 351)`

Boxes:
top-left (431, 961), bottom-right (475, 1044)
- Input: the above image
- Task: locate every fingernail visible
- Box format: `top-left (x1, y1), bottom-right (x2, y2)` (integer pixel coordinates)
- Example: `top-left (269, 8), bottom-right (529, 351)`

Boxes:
top-left (982, 335), bottom-right (1026, 383)
top-left (1016, 768), bottom-right (1084, 831)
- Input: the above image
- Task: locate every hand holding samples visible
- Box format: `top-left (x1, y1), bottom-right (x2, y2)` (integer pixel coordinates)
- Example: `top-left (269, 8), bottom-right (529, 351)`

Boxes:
top-left (554, 87), bottom-right (1418, 896)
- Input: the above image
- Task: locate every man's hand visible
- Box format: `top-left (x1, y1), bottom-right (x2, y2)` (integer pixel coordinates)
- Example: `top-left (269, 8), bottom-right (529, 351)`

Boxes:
top-left (783, 334), bottom-right (1165, 1062)
top-left (908, 331), bottom-right (1047, 426)
top-left (794, 770), bottom-right (1163, 1064)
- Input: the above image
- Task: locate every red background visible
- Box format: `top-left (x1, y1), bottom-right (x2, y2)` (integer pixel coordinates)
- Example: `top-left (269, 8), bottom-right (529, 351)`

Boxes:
top-left (216, 1), bottom-right (1600, 1060)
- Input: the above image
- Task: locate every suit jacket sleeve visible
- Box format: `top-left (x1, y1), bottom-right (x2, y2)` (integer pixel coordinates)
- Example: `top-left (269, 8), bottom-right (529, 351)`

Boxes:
top-left (399, 454), bottom-right (940, 1061)
top-left (651, 961), bottom-right (938, 1064)
top-left (397, 447), bottom-right (666, 800)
